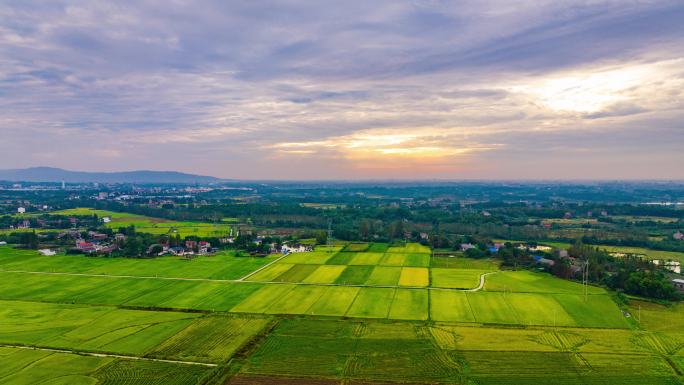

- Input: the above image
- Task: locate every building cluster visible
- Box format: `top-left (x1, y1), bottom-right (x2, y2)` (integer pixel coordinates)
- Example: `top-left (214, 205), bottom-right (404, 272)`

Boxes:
top-left (73, 231), bottom-right (120, 254)
top-left (164, 240), bottom-right (216, 257)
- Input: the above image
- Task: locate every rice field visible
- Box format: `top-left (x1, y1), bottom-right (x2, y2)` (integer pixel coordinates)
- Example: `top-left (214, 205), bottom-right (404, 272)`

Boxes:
top-left (239, 318), bottom-right (682, 385)
top-left (0, 246), bottom-right (277, 280)
top-left (0, 239), bottom-right (674, 384)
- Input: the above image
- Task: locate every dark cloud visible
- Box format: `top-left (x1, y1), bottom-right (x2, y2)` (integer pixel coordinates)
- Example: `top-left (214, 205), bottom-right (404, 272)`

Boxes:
top-left (0, 0), bottom-right (682, 179)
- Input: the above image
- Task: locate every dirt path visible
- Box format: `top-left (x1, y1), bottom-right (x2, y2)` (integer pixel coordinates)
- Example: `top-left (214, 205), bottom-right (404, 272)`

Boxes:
top-left (236, 253), bottom-right (291, 281)
top-left (0, 268), bottom-right (498, 292)
top-left (0, 344), bottom-right (217, 367)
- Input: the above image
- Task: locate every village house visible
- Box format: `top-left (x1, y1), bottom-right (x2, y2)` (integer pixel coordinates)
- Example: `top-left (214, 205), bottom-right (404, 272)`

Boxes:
top-left (533, 255), bottom-right (555, 267)
top-left (198, 241), bottom-right (211, 254)
top-left (653, 260), bottom-right (681, 274)
top-left (673, 231), bottom-right (684, 241)
top-left (75, 240), bottom-right (96, 253)
top-left (281, 243), bottom-right (313, 254)
top-left (460, 243), bottom-right (476, 252)
top-left (672, 279), bottom-right (684, 293)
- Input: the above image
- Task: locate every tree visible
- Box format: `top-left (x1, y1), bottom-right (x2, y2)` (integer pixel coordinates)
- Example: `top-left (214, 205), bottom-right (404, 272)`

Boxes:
top-left (22, 231), bottom-right (39, 250)
top-left (315, 230), bottom-right (327, 245)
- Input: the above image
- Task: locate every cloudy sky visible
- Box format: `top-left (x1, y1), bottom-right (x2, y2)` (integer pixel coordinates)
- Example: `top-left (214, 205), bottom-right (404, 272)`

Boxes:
top-left (1, 1), bottom-right (683, 179)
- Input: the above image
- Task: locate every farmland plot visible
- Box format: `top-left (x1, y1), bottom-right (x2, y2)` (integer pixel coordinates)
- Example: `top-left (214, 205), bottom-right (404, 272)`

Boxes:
top-left (149, 315), bottom-right (270, 363)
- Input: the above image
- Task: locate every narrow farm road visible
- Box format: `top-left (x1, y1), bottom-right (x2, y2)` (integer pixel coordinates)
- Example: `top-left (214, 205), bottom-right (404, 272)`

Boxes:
top-left (0, 267), bottom-right (500, 291)
top-left (0, 344), bottom-right (217, 367)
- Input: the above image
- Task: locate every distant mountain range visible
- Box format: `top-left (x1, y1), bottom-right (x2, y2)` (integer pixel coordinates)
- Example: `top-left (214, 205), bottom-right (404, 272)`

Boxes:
top-left (0, 167), bottom-right (222, 184)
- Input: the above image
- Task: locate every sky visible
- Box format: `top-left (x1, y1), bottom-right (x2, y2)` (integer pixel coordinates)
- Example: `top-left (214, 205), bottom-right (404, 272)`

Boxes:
top-left (0, 0), bottom-right (683, 180)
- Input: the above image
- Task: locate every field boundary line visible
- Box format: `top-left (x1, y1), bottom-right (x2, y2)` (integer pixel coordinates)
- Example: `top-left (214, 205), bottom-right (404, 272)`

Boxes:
top-left (0, 268), bottom-right (494, 291)
top-left (0, 269), bottom-right (239, 283)
top-left (236, 253), bottom-right (291, 281)
top-left (0, 344), bottom-right (217, 367)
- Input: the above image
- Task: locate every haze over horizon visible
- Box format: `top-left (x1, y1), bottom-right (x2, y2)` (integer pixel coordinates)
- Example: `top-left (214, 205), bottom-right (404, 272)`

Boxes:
top-left (1, 1), bottom-right (683, 180)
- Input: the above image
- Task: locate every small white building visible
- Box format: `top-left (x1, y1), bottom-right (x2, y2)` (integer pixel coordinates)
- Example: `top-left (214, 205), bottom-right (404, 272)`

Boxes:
top-left (0, 241), bottom-right (7, 246)
top-left (17, 207), bottom-right (26, 214)
top-left (281, 244), bottom-right (313, 254)
top-left (102, 216), bottom-right (111, 223)
top-left (460, 243), bottom-right (476, 251)
top-left (38, 249), bottom-right (57, 256)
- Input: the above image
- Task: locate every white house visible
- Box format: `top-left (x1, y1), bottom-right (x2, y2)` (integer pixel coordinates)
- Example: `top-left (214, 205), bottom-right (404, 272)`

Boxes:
top-left (281, 244), bottom-right (313, 254)
top-left (17, 207), bottom-right (26, 214)
top-left (38, 249), bottom-right (57, 256)
top-left (102, 216), bottom-right (111, 223)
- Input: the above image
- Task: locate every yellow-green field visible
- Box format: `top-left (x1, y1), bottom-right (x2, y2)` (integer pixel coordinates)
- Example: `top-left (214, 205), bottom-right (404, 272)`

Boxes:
top-left (0, 240), bottom-right (675, 384)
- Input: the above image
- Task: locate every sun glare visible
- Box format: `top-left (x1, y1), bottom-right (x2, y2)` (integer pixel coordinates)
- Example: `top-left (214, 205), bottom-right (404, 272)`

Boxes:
top-left (524, 64), bottom-right (655, 113)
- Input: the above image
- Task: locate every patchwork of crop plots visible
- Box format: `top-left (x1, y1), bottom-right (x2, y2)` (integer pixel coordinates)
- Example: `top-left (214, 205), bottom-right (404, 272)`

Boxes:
top-left (1, 241), bottom-right (665, 384)
top-left (0, 244), bottom-right (628, 327)
top-left (239, 318), bottom-right (683, 385)
top-left (0, 300), bottom-right (270, 363)
top-left (245, 243), bottom-right (440, 288)
top-left (0, 300), bottom-right (271, 385)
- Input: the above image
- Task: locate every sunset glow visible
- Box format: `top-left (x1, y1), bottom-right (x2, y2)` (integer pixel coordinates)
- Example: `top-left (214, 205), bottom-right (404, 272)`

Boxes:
top-left (0, 1), bottom-right (682, 179)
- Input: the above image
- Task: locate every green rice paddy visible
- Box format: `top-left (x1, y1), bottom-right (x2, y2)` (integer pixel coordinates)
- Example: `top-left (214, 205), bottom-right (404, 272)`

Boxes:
top-left (1, 241), bottom-right (669, 384)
